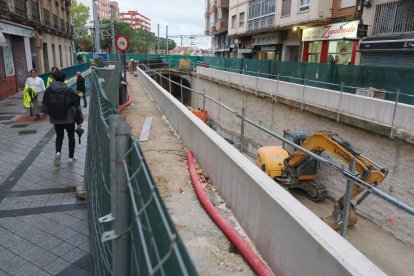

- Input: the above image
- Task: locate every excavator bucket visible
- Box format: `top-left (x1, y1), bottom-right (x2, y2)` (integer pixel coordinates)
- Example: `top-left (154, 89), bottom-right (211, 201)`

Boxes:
top-left (322, 209), bottom-right (358, 230)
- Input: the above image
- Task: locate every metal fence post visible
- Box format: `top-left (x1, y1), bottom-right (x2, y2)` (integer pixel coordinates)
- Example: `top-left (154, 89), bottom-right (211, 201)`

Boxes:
top-left (275, 73), bottom-right (280, 102)
top-left (203, 91), bottom-right (206, 111)
top-left (169, 75), bottom-right (172, 93)
top-left (301, 79), bottom-right (306, 111)
top-left (390, 89), bottom-right (400, 139)
top-left (240, 107), bottom-right (245, 153)
top-left (340, 157), bottom-right (356, 238)
top-left (180, 78), bottom-right (184, 104)
top-left (109, 115), bottom-right (131, 276)
top-left (336, 82), bottom-right (344, 122)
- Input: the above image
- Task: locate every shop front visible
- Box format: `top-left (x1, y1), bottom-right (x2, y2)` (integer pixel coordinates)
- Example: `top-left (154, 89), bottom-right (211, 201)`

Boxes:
top-left (252, 33), bottom-right (282, 61)
top-left (301, 20), bottom-right (360, 65)
top-left (359, 36), bottom-right (414, 68)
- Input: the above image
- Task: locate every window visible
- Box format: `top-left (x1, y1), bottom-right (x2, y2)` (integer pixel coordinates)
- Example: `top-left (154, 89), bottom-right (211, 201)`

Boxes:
top-left (327, 41), bottom-right (353, 65)
top-left (372, 1), bottom-right (414, 35)
top-left (231, 15), bottom-right (236, 28)
top-left (299, 0), bottom-right (310, 12)
top-left (239, 12), bottom-right (245, 27)
top-left (340, 0), bottom-right (356, 8)
top-left (308, 41), bottom-right (321, 63)
top-left (282, 0), bottom-right (291, 17)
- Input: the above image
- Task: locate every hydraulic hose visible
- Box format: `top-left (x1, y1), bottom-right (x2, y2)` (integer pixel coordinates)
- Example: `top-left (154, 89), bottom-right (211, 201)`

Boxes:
top-left (186, 150), bottom-right (274, 276)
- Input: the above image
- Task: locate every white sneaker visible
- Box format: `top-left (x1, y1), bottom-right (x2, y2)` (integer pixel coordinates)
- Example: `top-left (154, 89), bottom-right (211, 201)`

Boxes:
top-left (69, 157), bottom-right (77, 164)
top-left (54, 152), bottom-right (61, 166)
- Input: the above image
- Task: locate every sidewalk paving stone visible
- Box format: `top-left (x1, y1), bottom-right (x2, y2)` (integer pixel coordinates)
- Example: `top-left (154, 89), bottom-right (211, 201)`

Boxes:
top-left (0, 92), bottom-right (93, 274)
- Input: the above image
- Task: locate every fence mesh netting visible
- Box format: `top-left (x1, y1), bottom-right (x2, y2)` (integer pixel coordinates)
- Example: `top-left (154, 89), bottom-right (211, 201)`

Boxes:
top-left (84, 70), bottom-right (197, 275)
top-left (83, 54), bottom-right (413, 105)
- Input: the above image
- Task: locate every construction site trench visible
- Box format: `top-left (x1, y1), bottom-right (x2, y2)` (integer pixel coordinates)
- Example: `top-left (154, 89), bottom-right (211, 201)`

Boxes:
top-left (125, 69), bottom-right (414, 275)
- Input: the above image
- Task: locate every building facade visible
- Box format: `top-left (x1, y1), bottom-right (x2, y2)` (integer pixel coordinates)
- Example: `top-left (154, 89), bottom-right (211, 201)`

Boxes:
top-left (109, 1), bottom-right (119, 20)
top-left (205, 0), bottom-right (231, 57)
top-left (119, 10), bottom-right (151, 31)
top-left (95, 0), bottom-right (110, 20)
top-left (359, 0), bottom-right (414, 67)
top-left (0, 0), bottom-right (74, 99)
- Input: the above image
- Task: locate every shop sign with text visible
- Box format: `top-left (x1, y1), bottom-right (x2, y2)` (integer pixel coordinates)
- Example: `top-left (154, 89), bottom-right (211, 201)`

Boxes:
top-left (302, 21), bottom-right (359, 41)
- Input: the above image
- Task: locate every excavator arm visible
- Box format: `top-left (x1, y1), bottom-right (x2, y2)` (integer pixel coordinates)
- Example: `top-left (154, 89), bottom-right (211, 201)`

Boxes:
top-left (285, 131), bottom-right (388, 206)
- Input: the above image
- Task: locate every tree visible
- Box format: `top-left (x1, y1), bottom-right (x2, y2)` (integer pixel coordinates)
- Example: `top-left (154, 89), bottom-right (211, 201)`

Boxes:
top-left (157, 37), bottom-right (177, 52)
top-left (100, 20), bottom-right (158, 53)
top-left (70, 2), bottom-right (92, 52)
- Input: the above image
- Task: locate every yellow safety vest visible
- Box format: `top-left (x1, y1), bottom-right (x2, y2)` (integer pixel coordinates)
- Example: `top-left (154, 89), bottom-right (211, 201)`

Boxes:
top-left (23, 86), bottom-right (36, 109)
top-left (47, 76), bottom-right (67, 87)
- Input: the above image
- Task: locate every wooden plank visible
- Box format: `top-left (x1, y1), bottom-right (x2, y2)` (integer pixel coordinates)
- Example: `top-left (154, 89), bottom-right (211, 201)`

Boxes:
top-left (139, 117), bottom-right (153, 142)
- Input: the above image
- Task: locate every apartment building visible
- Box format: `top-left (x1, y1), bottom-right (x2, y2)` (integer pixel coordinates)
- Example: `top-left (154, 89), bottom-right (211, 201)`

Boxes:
top-left (95, 0), bottom-right (110, 20)
top-left (359, 0), bottom-right (414, 67)
top-left (109, 1), bottom-right (119, 20)
top-left (0, 0), bottom-right (74, 98)
top-left (119, 10), bottom-right (151, 31)
top-left (225, 0), bottom-right (371, 64)
top-left (204, 0), bottom-right (232, 57)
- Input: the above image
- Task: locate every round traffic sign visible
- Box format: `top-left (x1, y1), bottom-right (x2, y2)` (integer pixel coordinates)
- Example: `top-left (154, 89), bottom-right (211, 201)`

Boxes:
top-left (115, 35), bottom-right (129, 52)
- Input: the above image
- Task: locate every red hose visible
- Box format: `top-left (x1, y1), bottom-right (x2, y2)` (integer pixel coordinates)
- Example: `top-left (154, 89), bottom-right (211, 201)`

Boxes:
top-left (118, 85), bottom-right (132, 113)
top-left (187, 150), bottom-right (274, 276)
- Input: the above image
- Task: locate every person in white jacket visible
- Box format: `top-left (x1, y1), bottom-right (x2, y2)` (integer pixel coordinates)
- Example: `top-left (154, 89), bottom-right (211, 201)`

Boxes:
top-left (25, 69), bottom-right (46, 120)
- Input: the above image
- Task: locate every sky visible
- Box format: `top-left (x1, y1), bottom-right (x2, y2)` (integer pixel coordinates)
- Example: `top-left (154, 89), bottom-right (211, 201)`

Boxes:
top-left (79, 0), bottom-right (211, 49)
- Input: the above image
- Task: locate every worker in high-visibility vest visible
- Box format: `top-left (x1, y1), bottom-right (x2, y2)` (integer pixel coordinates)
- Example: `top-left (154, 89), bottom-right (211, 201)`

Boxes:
top-left (46, 66), bottom-right (67, 87)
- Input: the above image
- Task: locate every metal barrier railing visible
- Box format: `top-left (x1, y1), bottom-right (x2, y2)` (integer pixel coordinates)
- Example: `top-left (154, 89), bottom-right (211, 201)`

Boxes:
top-left (85, 69), bottom-right (197, 275)
top-left (140, 64), bottom-right (414, 238)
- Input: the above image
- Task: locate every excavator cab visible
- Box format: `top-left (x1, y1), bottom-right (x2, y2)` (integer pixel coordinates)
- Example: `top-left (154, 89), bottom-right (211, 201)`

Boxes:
top-left (282, 131), bottom-right (319, 179)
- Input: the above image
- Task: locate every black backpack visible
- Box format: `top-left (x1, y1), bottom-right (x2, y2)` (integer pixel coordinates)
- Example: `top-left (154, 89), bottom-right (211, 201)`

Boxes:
top-left (47, 88), bottom-right (72, 119)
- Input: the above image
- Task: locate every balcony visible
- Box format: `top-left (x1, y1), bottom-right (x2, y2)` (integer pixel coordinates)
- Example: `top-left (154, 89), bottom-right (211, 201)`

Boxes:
top-left (209, 1), bottom-right (217, 12)
top-left (31, 0), bottom-right (41, 24)
top-left (209, 25), bottom-right (217, 34)
top-left (53, 14), bottom-right (59, 32)
top-left (66, 22), bottom-right (70, 33)
top-left (60, 18), bottom-right (64, 32)
top-left (215, 19), bottom-right (228, 32)
top-left (43, 9), bottom-right (51, 28)
top-left (0, 0), bottom-right (8, 13)
top-left (11, 0), bottom-right (28, 19)
top-left (217, 0), bottom-right (229, 8)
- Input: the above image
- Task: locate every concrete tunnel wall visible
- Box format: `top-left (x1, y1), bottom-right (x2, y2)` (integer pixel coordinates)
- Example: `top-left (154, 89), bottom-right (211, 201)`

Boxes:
top-left (136, 68), bottom-right (385, 276)
top-left (189, 70), bottom-right (414, 246)
top-left (197, 67), bottom-right (414, 139)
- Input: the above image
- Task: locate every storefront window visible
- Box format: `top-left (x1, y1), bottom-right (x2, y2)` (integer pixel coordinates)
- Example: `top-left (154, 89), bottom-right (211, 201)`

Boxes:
top-left (328, 40), bottom-right (354, 65)
top-left (308, 41), bottom-right (322, 63)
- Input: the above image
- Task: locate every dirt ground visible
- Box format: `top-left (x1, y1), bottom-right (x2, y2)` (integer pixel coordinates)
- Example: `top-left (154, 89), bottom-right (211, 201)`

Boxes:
top-left (123, 75), bottom-right (256, 275)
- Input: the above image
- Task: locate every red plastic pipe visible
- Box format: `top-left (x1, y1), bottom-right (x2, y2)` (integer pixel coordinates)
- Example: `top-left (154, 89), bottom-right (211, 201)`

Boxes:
top-left (118, 85), bottom-right (132, 113)
top-left (186, 150), bottom-right (274, 276)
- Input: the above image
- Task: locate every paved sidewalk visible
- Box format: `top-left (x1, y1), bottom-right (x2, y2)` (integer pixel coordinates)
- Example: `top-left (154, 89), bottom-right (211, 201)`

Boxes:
top-left (0, 92), bottom-right (93, 275)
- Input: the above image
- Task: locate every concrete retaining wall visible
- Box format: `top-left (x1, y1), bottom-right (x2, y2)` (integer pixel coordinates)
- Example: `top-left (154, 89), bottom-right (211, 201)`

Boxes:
top-left (197, 67), bottom-right (414, 136)
top-left (137, 68), bottom-right (384, 276)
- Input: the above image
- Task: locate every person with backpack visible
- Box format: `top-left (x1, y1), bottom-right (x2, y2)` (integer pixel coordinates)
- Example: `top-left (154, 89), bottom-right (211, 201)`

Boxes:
top-left (25, 69), bottom-right (46, 120)
top-left (42, 70), bottom-right (83, 166)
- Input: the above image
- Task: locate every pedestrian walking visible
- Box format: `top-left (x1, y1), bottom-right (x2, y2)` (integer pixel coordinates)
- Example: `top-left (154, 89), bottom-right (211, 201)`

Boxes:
top-left (24, 69), bottom-right (46, 120)
top-left (76, 71), bottom-right (87, 107)
top-left (42, 70), bottom-right (83, 166)
top-left (46, 66), bottom-right (58, 87)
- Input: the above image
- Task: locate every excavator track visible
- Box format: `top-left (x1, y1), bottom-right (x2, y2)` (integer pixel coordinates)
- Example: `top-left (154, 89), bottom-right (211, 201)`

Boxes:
top-left (302, 182), bottom-right (327, 202)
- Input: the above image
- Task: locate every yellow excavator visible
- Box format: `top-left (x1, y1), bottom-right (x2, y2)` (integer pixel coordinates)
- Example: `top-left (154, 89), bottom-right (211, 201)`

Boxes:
top-left (256, 130), bottom-right (388, 229)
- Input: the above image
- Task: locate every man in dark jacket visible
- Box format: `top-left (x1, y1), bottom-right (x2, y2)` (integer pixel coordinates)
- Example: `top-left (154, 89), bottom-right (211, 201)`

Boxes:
top-left (42, 70), bottom-right (82, 166)
top-left (76, 71), bottom-right (87, 107)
